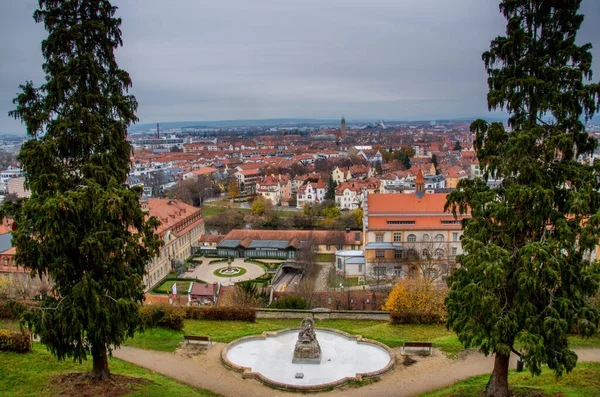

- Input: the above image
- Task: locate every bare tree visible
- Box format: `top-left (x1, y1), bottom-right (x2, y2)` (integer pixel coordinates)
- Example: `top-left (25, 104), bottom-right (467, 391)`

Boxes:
top-left (368, 259), bottom-right (387, 291)
top-left (406, 236), bottom-right (450, 283)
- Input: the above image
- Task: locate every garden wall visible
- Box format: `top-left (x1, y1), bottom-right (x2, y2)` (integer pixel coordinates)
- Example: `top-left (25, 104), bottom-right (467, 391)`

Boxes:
top-left (256, 309), bottom-right (390, 321)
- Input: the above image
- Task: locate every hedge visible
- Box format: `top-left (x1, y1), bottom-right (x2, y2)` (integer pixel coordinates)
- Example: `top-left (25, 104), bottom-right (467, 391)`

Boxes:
top-left (390, 311), bottom-right (444, 325)
top-left (0, 300), bottom-right (26, 320)
top-left (269, 296), bottom-right (308, 310)
top-left (208, 258), bottom-right (228, 265)
top-left (140, 305), bottom-right (186, 331)
top-left (0, 329), bottom-right (31, 352)
top-left (184, 306), bottom-right (256, 322)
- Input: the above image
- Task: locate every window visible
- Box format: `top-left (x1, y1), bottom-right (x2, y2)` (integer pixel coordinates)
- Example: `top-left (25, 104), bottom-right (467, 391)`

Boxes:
top-left (358, 264), bottom-right (363, 273)
top-left (393, 232), bottom-right (402, 242)
top-left (387, 220), bottom-right (415, 225)
top-left (435, 234), bottom-right (444, 242)
top-left (407, 248), bottom-right (417, 259)
top-left (422, 249), bottom-right (429, 257)
top-left (375, 234), bottom-right (384, 242)
top-left (374, 266), bottom-right (387, 277)
top-left (355, 232), bottom-right (361, 241)
top-left (423, 234), bottom-right (430, 242)
top-left (452, 232), bottom-right (459, 242)
top-left (451, 247), bottom-right (457, 256)
top-left (326, 245), bottom-right (331, 250)
top-left (407, 234), bottom-right (417, 242)
top-left (394, 266), bottom-right (403, 277)
top-left (337, 245), bottom-right (342, 250)
top-left (375, 251), bottom-right (385, 259)
top-left (337, 258), bottom-right (342, 270)
top-left (394, 250), bottom-right (402, 259)
top-left (441, 220), bottom-right (461, 224)
top-left (435, 248), bottom-right (445, 258)
top-left (3, 258), bottom-right (7, 266)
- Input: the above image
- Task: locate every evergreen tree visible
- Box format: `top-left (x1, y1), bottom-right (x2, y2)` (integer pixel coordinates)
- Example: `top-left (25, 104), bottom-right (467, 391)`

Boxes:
top-left (445, 2), bottom-right (600, 396)
top-left (325, 173), bottom-right (337, 201)
top-left (4, 0), bottom-right (162, 380)
top-left (374, 160), bottom-right (383, 176)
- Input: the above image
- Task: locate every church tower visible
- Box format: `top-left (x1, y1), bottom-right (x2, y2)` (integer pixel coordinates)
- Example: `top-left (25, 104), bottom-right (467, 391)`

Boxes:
top-left (340, 115), bottom-right (346, 139)
top-left (416, 168), bottom-right (424, 191)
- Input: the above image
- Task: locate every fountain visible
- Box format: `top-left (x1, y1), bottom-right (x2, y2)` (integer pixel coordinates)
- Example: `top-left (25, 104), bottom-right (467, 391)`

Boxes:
top-left (222, 317), bottom-right (395, 391)
top-left (218, 257), bottom-right (241, 275)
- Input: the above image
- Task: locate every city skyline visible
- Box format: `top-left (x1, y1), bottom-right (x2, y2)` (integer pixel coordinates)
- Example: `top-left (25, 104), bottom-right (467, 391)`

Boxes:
top-left (1, 0), bottom-right (599, 134)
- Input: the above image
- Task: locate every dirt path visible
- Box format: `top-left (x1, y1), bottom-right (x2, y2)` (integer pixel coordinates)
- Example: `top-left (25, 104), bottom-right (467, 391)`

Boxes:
top-left (113, 344), bottom-right (600, 397)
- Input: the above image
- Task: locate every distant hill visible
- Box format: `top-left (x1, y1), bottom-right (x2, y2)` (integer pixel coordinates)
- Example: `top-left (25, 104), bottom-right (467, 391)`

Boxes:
top-left (129, 118), bottom-right (345, 131)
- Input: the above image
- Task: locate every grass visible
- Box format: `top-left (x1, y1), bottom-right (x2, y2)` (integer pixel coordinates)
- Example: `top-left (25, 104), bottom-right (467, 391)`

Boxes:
top-left (154, 280), bottom-right (193, 294)
top-left (152, 276), bottom-right (206, 295)
top-left (124, 319), bottom-right (464, 357)
top-left (316, 253), bottom-right (335, 263)
top-left (419, 362), bottom-right (600, 397)
top-left (212, 266), bottom-right (247, 278)
top-left (0, 343), bottom-right (221, 397)
top-left (0, 318), bottom-right (20, 331)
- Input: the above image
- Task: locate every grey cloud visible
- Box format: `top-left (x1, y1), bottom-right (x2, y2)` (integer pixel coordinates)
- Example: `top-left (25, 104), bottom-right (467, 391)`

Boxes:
top-left (1, 0), bottom-right (599, 133)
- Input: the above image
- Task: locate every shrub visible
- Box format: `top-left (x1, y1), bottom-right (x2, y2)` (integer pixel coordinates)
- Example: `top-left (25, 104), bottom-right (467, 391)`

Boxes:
top-left (269, 296), bottom-right (308, 310)
top-left (0, 300), bottom-right (26, 320)
top-left (0, 329), bottom-right (31, 352)
top-left (140, 304), bottom-right (185, 331)
top-left (390, 311), bottom-right (444, 325)
top-left (184, 306), bottom-right (256, 322)
top-left (383, 278), bottom-right (447, 316)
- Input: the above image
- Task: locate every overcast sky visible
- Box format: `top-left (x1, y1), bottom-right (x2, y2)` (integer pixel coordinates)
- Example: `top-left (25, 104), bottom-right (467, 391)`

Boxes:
top-left (1, 0), bottom-right (599, 133)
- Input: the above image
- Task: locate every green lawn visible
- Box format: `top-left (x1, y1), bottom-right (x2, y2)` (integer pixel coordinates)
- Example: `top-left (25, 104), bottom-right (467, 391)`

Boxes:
top-left (316, 253), bottom-right (335, 263)
top-left (419, 362), bottom-right (600, 397)
top-left (0, 319), bottom-right (20, 331)
top-left (0, 343), bottom-right (220, 397)
top-left (153, 279), bottom-right (193, 294)
top-left (212, 266), bottom-right (247, 278)
top-left (124, 319), bottom-right (464, 357)
top-left (123, 318), bottom-right (600, 360)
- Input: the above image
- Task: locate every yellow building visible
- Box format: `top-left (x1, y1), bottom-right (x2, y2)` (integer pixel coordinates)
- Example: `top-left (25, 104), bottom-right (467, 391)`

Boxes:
top-left (363, 191), bottom-right (470, 280)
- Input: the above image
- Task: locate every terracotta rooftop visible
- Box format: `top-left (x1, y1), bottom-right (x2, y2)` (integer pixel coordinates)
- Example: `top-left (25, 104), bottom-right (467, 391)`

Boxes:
top-left (222, 229), bottom-right (362, 245)
top-left (368, 193), bottom-right (460, 214)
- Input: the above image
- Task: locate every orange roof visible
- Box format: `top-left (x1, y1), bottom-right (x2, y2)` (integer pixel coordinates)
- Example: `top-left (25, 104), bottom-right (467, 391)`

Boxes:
top-left (368, 215), bottom-right (467, 230)
top-left (146, 199), bottom-right (202, 235)
top-left (223, 229), bottom-right (362, 245)
top-left (191, 167), bottom-right (218, 176)
top-left (368, 193), bottom-right (457, 214)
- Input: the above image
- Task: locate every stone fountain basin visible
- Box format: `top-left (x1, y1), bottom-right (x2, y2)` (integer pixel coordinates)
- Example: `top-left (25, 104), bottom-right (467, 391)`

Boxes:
top-left (221, 328), bottom-right (395, 391)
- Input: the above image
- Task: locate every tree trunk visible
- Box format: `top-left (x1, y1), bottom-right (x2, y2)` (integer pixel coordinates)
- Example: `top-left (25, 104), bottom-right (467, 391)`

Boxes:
top-left (91, 345), bottom-right (111, 380)
top-left (486, 352), bottom-right (510, 397)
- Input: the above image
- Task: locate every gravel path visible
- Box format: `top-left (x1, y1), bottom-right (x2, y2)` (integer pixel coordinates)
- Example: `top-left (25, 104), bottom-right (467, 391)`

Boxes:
top-left (113, 344), bottom-right (600, 397)
top-left (313, 263), bottom-right (333, 292)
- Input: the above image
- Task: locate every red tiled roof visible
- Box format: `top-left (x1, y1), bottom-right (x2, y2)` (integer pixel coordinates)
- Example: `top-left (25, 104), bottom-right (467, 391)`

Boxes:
top-left (368, 193), bottom-right (455, 214)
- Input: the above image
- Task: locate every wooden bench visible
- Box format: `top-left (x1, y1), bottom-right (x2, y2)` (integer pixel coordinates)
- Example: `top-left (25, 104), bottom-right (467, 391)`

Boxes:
top-left (402, 342), bottom-right (433, 355)
top-left (184, 335), bottom-right (212, 346)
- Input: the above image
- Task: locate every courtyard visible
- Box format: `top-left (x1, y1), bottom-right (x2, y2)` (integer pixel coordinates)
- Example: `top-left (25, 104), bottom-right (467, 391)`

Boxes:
top-left (183, 258), bottom-right (266, 284)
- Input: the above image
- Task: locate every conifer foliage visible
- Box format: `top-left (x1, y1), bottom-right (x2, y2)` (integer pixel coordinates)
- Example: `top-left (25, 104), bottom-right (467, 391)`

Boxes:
top-left (446, 1), bottom-right (600, 396)
top-left (4, 0), bottom-right (162, 380)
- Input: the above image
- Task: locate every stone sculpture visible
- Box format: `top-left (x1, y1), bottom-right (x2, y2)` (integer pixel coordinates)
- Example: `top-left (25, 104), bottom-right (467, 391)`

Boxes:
top-left (292, 318), bottom-right (321, 364)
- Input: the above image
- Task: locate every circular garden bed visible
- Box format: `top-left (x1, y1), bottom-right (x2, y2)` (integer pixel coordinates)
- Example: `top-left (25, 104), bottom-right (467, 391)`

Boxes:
top-left (213, 266), bottom-right (247, 278)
